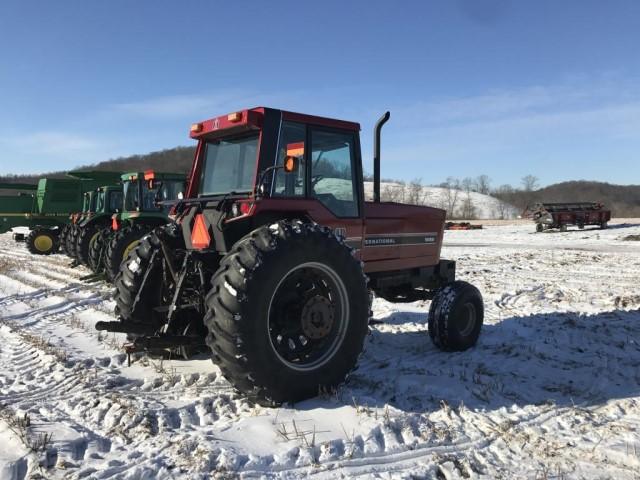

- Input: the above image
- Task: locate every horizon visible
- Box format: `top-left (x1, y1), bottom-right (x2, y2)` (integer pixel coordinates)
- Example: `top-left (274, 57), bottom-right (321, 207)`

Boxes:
top-left (1, 1), bottom-right (639, 187)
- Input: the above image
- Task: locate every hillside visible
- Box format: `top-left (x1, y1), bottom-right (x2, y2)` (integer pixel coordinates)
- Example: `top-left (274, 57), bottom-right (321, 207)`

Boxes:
top-left (2, 148), bottom-right (637, 218)
top-left (495, 181), bottom-right (640, 217)
top-left (0, 146), bottom-right (196, 186)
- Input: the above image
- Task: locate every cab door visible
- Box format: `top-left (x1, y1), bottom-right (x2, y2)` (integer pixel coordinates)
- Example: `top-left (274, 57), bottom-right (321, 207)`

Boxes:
top-left (307, 127), bottom-right (364, 250)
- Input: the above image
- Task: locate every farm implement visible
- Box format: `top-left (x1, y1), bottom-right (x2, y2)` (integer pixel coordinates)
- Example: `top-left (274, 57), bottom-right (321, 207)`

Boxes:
top-left (0, 171), bottom-right (122, 255)
top-left (95, 107), bottom-right (485, 405)
top-left (527, 202), bottom-right (611, 232)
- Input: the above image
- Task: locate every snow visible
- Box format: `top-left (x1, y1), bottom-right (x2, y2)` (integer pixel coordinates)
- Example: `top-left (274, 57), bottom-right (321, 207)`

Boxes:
top-left (0, 221), bottom-right (639, 478)
top-left (363, 181), bottom-right (517, 219)
top-left (312, 179), bottom-right (516, 219)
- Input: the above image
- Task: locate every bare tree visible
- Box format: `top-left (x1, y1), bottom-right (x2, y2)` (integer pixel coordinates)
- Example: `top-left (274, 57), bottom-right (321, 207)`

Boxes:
top-left (406, 178), bottom-right (424, 205)
top-left (440, 177), bottom-right (461, 218)
top-left (461, 195), bottom-right (476, 219)
top-left (494, 184), bottom-right (515, 219)
top-left (460, 177), bottom-right (476, 219)
top-left (475, 174), bottom-right (491, 195)
top-left (521, 175), bottom-right (539, 192)
top-left (382, 183), bottom-right (404, 202)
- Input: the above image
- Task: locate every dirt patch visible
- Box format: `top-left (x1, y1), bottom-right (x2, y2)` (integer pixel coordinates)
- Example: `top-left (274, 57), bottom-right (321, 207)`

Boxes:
top-left (622, 234), bottom-right (640, 241)
top-left (0, 256), bottom-right (19, 274)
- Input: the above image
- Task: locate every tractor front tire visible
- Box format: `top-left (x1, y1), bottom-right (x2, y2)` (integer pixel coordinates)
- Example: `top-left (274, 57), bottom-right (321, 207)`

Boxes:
top-left (535, 223), bottom-right (543, 233)
top-left (428, 281), bottom-right (484, 352)
top-left (76, 225), bottom-right (102, 266)
top-left (204, 220), bottom-right (369, 406)
top-left (104, 224), bottom-right (149, 283)
top-left (26, 228), bottom-right (59, 255)
top-left (88, 227), bottom-right (111, 273)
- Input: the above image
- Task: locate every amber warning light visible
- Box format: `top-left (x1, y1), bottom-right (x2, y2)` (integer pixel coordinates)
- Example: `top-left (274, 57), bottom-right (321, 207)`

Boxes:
top-left (286, 142), bottom-right (304, 157)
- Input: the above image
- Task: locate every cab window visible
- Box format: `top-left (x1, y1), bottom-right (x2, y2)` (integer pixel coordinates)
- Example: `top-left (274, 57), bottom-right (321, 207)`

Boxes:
top-left (109, 191), bottom-right (123, 212)
top-left (272, 121), bottom-right (306, 197)
top-left (310, 129), bottom-right (359, 217)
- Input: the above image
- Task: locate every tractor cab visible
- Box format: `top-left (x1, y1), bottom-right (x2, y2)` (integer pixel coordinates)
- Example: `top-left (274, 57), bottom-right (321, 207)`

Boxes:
top-left (96, 185), bottom-right (124, 215)
top-left (120, 170), bottom-right (185, 218)
top-left (181, 107), bottom-right (445, 275)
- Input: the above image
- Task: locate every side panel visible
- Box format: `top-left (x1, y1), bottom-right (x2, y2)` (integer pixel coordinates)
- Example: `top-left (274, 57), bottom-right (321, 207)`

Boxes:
top-left (362, 201), bottom-right (445, 273)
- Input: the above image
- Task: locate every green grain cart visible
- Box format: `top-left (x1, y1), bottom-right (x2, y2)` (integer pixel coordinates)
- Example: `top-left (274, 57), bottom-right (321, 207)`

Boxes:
top-left (0, 171), bottom-right (122, 255)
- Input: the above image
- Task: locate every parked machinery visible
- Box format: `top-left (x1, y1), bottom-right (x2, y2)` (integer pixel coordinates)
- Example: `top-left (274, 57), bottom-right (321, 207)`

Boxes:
top-left (70, 185), bottom-right (124, 266)
top-left (98, 107), bottom-right (485, 405)
top-left (0, 171), bottom-right (122, 255)
top-left (88, 170), bottom-right (186, 282)
top-left (528, 202), bottom-right (611, 232)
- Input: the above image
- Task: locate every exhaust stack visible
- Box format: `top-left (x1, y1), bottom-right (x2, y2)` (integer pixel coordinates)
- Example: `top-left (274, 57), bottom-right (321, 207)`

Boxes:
top-left (373, 111), bottom-right (391, 203)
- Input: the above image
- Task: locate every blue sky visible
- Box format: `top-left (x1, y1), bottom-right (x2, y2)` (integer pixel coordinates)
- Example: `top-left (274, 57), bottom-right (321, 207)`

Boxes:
top-left (0, 0), bottom-right (639, 187)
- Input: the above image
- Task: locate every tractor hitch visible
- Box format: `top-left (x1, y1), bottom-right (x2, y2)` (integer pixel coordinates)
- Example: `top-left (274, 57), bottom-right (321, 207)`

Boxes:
top-left (95, 320), bottom-right (157, 335)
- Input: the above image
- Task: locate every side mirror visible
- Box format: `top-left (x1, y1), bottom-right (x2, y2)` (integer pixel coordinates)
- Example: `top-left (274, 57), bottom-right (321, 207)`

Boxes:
top-left (283, 155), bottom-right (300, 173)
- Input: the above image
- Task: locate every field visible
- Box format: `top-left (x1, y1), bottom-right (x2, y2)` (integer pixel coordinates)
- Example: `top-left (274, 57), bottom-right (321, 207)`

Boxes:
top-left (1, 221), bottom-right (639, 479)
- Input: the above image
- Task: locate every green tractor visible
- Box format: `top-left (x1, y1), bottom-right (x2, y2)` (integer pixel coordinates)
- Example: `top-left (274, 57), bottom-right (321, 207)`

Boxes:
top-left (61, 189), bottom-right (98, 259)
top-left (90, 170), bottom-right (186, 282)
top-left (71, 185), bottom-right (124, 266)
top-left (0, 171), bottom-right (122, 255)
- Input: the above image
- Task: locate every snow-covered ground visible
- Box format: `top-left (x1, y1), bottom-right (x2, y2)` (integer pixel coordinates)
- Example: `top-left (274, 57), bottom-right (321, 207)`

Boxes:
top-left (1, 220), bottom-right (639, 479)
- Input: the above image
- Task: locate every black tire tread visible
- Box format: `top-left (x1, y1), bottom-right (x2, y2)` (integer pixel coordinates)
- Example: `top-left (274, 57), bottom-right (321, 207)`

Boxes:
top-left (428, 280), bottom-right (484, 352)
top-left (26, 228), bottom-right (59, 256)
top-left (203, 220), bottom-right (369, 406)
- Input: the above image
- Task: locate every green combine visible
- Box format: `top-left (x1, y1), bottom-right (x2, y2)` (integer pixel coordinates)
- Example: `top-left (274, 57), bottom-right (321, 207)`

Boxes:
top-left (0, 171), bottom-right (122, 255)
top-left (89, 170), bottom-right (186, 282)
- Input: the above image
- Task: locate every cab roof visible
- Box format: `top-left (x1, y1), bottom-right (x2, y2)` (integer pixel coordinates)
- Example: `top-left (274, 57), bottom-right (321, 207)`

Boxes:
top-left (121, 171), bottom-right (185, 182)
top-left (189, 107), bottom-right (361, 140)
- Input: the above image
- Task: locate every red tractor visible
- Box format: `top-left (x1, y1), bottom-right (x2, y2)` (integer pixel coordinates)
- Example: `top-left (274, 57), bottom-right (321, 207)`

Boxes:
top-left (100, 107), bottom-right (484, 405)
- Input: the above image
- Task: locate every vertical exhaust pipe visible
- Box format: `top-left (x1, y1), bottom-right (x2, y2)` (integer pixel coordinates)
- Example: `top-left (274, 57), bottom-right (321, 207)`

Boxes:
top-left (373, 111), bottom-right (390, 203)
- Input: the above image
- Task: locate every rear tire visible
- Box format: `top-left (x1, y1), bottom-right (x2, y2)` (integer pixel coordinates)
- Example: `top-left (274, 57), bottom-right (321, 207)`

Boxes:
top-left (76, 224), bottom-right (102, 266)
top-left (559, 224), bottom-right (568, 232)
top-left (428, 281), bottom-right (484, 352)
top-left (104, 224), bottom-right (150, 283)
top-left (600, 221), bottom-right (608, 229)
top-left (204, 220), bottom-right (369, 406)
top-left (66, 225), bottom-right (80, 259)
top-left (58, 225), bottom-right (70, 254)
top-left (88, 227), bottom-right (111, 273)
top-left (26, 228), bottom-right (59, 255)
top-left (114, 225), bottom-right (184, 325)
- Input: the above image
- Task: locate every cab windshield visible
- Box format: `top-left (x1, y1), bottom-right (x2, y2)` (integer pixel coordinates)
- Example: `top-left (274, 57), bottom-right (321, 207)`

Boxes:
top-left (124, 179), bottom-right (184, 213)
top-left (199, 133), bottom-right (259, 196)
top-left (124, 180), bottom-right (138, 211)
top-left (96, 192), bottom-right (106, 212)
top-left (142, 180), bottom-right (184, 213)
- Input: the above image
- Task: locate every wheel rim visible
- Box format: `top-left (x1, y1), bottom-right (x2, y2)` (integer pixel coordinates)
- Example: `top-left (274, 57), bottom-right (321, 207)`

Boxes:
top-left (267, 262), bottom-right (349, 372)
top-left (457, 302), bottom-right (476, 337)
top-left (89, 231), bottom-right (100, 250)
top-left (122, 239), bottom-right (140, 260)
top-left (34, 234), bottom-right (53, 252)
